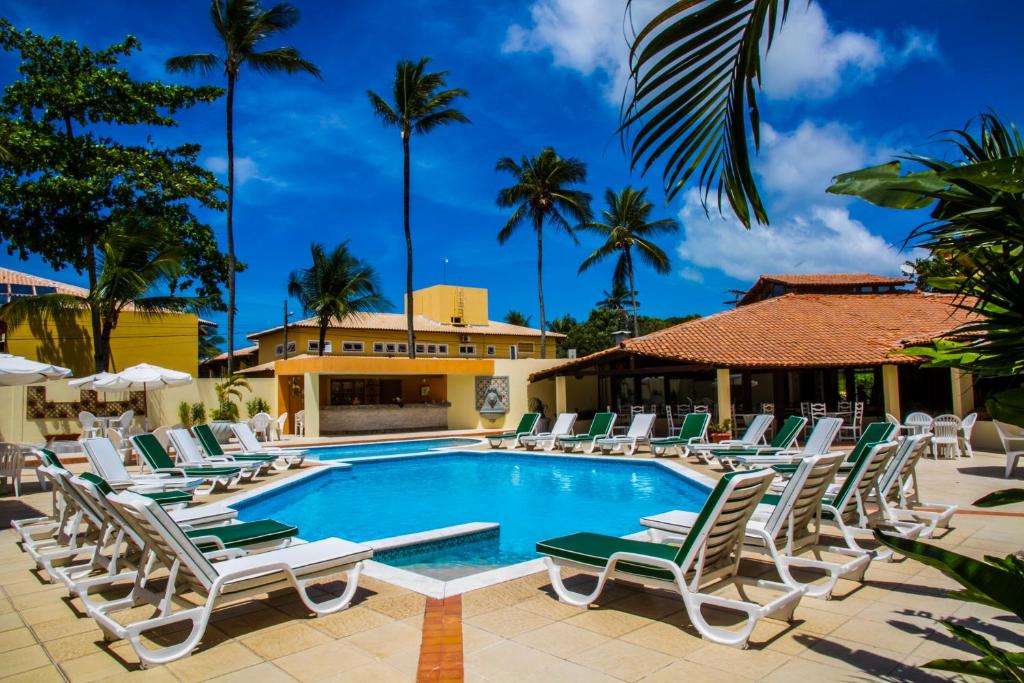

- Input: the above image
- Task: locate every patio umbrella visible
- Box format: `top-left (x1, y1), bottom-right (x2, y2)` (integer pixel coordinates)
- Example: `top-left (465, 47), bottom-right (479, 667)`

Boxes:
top-left (0, 353), bottom-right (72, 386)
top-left (94, 363), bottom-right (194, 429)
top-left (69, 372), bottom-right (117, 391)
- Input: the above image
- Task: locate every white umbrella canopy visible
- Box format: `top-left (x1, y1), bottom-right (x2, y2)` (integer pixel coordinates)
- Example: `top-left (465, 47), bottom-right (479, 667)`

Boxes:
top-left (68, 372), bottom-right (117, 391)
top-left (93, 363), bottom-right (193, 391)
top-left (0, 353), bottom-right (72, 386)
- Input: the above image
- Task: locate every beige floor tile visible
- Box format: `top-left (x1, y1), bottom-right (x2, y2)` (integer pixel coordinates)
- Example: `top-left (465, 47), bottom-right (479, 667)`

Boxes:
top-left (18, 602), bottom-right (74, 626)
top-left (465, 605), bottom-right (552, 638)
top-left (31, 614), bottom-right (101, 642)
top-left (828, 616), bottom-right (931, 653)
top-left (514, 594), bottom-right (585, 620)
top-left (59, 650), bottom-right (137, 683)
top-left (639, 659), bottom-right (753, 683)
top-left (799, 635), bottom-right (906, 675)
top-left (167, 642), bottom-right (263, 683)
top-left (0, 627), bottom-right (36, 654)
top-left (603, 592), bottom-right (683, 621)
top-left (41, 628), bottom-right (107, 662)
top-left (206, 662), bottom-right (298, 683)
top-left (363, 593), bottom-right (425, 620)
top-left (760, 656), bottom-right (857, 682)
top-left (466, 640), bottom-right (620, 683)
top-left (0, 666), bottom-right (65, 683)
top-left (342, 620), bottom-right (421, 659)
top-left (563, 605), bottom-right (651, 638)
top-left (618, 617), bottom-right (704, 658)
top-left (323, 660), bottom-right (413, 682)
top-left (239, 622), bottom-right (331, 660)
top-left (685, 642), bottom-right (790, 679)
top-left (307, 606), bottom-right (393, 638)
top-left (462, 624), bottom-right (504, 655)
top-left (0, 612), bottom-right (23, 633)
top-left (513, 621), bottom-right (610, 659)
top-left (273, 640), bottom-right (376, 682)
top-left (0, 644), bottom-right (52, 678)
top-left (569, 638), bottom-right (676, 681)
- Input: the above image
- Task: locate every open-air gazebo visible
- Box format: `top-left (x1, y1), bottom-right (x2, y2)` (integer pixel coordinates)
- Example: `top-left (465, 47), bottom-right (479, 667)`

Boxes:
top-left (530, 274), bottom-right (976, 426)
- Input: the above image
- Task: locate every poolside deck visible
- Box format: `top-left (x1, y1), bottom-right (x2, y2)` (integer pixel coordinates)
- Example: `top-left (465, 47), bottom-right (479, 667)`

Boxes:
top-left (1, 438), bottom-right (1021, 682)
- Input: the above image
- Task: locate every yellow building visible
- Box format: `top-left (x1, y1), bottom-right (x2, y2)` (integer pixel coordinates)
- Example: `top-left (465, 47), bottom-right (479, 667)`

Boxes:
top-left (247, 284), bottom-right (560, 365)
top-left (0, 267), bottom-right (203, 376)
top-left (244, 285), bottom-right (564, 436)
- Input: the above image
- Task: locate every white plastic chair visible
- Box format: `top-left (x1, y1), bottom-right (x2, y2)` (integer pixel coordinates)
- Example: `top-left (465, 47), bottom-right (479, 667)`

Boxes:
top-left (993, 420), bottom-right (1024, 478)
top-left (799, 402), bottom-right (811, 418)
top-left (837, 400), bottom-right (852, 413)
top-left (809, 403), bottom-right (827, 425)
top-left (274, 413), bottom-right (289, 440)
top-left (152, 426), bottom-right (172, 454)
top-left (959, 412), bottom-right (977, 458)
top-left (904, 412), bottom-right (934, 436)
top-left (930, 414), bottom-right (962, 459)
top-left (294, 410), bottom-right (305, 437)
top-left (115, 410), bottom-right (134, 436)
top-left (839, 402), bottom-right (865, 442)
top-left (79, 411), bottom-right (100, 439)
top-left (250, 412), bottom-right (273, 441)
top-left (0, 443), bottom-right (25, 497)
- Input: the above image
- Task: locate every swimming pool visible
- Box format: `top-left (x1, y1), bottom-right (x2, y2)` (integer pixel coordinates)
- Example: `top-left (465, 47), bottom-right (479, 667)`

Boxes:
top-left (233, 452), bottom-right (710, 579)
top-left (308, 437), bottom-right (481, 460)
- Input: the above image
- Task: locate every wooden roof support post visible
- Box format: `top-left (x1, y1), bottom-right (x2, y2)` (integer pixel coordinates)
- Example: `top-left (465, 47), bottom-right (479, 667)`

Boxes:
top-left (951, 368), bottom-right (975, 417)
top-left (303, 372), bottom-right (320, 438)
top-left (716, 368), bottom-right (732, 425)
top-left (555, 375), bottom-right (568, 416)
top-left (882, 364), bottom-right (901, 421)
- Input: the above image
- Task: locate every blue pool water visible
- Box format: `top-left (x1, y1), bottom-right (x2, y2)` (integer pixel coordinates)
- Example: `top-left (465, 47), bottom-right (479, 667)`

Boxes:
top-left (308, 437), bottom-right (480, 461)
top-left (233, 452), bottom-right (710, 578)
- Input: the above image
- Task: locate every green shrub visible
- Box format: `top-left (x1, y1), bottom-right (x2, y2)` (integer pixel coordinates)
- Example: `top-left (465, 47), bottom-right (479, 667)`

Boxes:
top-left (178, 401), bottom-right (192, 427)
top-left (246, 397), bottom-right (271, 418)
top-left (210, 400), bottom-right (239, 421)
top-left (190, 402), bottom-right (206, 425)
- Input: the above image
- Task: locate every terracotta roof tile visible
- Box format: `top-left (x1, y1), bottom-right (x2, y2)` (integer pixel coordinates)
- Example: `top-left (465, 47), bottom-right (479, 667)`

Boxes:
top-left (247, 312), bottom-right (563, 339)
top-left (0, 267), bottom-right (89, 297)
top-left (759, 273), bottom-right (910, 287)
top-left (533, 291), bottom-right (972, 379)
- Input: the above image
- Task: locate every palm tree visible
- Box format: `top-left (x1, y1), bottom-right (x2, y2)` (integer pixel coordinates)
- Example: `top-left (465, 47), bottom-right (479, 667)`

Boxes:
top-left (367, 58), bottom-right (469, 359)
top-left (166, 0), bottom-right (321, 375)
top-left (578, 187), bottom-right (680, 335)
top-left (595, 281), bottom-right (635, 329)
top-left (287, 242), bottom-right (389, 356)
top-left (0, 220), bottom-right (194, 372)
top-left (495, 148), bottom-right (592, 358)
top-left (621, 0), bottom-right (793, 227)
top-left (503, 310), bottom-right (532, 327)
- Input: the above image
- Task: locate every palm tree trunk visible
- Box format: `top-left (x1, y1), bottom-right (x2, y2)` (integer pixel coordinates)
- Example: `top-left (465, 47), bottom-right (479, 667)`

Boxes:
top-left (627, 249), bottom-right (639, 336)
top-left (225, 73), bottom-right (237, 376)
top-left (319, 323), bottom-right (327, 357)
top-left (537, 227), bottom-right (546, 359)
top-left (403, 131), bottom-right (416, 359)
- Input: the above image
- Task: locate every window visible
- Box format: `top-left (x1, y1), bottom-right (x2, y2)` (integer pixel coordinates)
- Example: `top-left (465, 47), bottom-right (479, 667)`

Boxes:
top-left (397, 343), bottom-right (408, 353)
top-left (459, 344), bottom-right (476, 356)
top-left (518, 342), bottom-right (535, 353)
top-left (486, 345), bottom-right (496, 356)
top-left (509, 345), bottom-right (518, 360)
top-left (274, 341), bottom-right (297, 357)
top-left (415, 343), bottom-right (425, 354)
top-left (341, 341), bottom-right (364, 353)
top-left (437, 344), bottom-right (448, 354)
top-left (0, 321), bottom-right (6, 353)
top-left (307, 340), bottom-right (332, 353)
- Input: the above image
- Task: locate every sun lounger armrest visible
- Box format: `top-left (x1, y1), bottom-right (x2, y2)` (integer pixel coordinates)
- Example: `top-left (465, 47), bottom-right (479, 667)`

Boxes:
top-left (204, 548), bottom-right (247, 562)
top-left (686, 436), bottom-right (706, 444)
top-left (188, 533), bottom-right (227, 550)
top-left (605, 551), bottom-right (682, 577)
top-left (210, 560), bottom-right (296, 590)
top-left (154, 467), bottom-right (190, 477)
top-left (770, 464), bottom-right (799, 475)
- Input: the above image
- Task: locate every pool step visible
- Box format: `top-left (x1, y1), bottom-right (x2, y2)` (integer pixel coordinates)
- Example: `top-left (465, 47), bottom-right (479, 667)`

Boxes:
top-left (367, 522), bottom-right (499, 553)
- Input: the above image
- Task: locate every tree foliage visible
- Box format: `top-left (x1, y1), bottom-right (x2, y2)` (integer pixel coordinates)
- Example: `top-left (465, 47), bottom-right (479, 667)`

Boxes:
top-left (621, 0), bottom-right (793, 227)
top-left (557, 307), bottom-right (700, 358)
top-left (287, 242), bottom-right (389, 356)
top-left (503, 310), bottom-right (532, 327)
top-left (0, 21), bottom-right (230, 313)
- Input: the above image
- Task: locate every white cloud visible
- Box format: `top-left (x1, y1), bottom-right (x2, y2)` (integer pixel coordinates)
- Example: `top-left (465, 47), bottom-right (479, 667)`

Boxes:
top-left (675, 189), bottom-right (915, 283)
top-left (762, 3), bottom-right (936, 99)
top-left (204, 155), bottom-right (285, 188)
top-left (502, 0), bottom-right (660, 103)
top-left (505, 0), bottom-right (936, 104)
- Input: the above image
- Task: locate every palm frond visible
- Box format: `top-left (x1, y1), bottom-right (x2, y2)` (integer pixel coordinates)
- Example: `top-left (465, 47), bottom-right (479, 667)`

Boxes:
top-left (246, 46), bottom-right (321, 78)
top-left (366, 91), bottom-right (400, 126)
top-left (0, 292), bottom-right (87, 327)
top-left (622, 0), bottom-right (790, 227)
top-left (165, 52), bottom-right (221, 75)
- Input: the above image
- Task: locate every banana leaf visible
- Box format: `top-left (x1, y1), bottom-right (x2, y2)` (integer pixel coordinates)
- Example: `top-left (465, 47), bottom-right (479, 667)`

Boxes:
top-left (873, 531), bottom-right (1024, 619)
top-left (941, 156), bottom-right (1024, 193)
top-left (826, 161), bottom-right (947, 209)
top-left (925, 622), bottom-right (1024, 682)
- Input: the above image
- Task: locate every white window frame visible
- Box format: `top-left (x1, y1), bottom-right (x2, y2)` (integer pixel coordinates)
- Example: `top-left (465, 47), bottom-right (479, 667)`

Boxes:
top-left (437, 344), bottom-right (448, 354)
top-left (509, 345), bottom-right (518, 360)
top-left (275, 343), bottom-right (284, 357)
top-left (459, 344), bottom-right (476, 356)
top-left (373, 342), bottom-right (385, 353)
top-left (341, 341), bottom-right (364, 353)
top-left (397, 343), bottom-right (408, 354)
top-left (307, 340), bottom-right (332, 353)
top-left (486, 345), bottom-right (496, 356)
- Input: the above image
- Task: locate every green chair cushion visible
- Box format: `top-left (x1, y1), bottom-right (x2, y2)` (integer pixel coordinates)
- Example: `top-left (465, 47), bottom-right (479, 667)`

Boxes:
top-left (193, 424), bottom-right (226, 457)
top-left (536, 532), bottom-right (679, 582)
top-left (711, 447), bottom-right (783, 458)
top-left (179, 466), bottom-right (242, 477)
top-left (142, 490), bottom-right (194, 506)
top-left (228, 454), bottom-right (278, 463)
top-left (187, 519), bottom-right (298, 551)
top-left (760, 493), bottom-right (781, 506)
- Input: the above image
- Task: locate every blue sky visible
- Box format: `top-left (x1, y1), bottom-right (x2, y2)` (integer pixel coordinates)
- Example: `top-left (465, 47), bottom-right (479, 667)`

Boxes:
top-left (1, 0), bottom-right (1022, 349)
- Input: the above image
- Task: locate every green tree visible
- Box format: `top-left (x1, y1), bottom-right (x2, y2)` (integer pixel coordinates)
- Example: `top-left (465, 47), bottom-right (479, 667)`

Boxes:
top-left (561, 307), bottom-right (700, 358)
top-left (0, 22), bottom-right (229, 371)
top-left (578, 186), bottom-right (679, 335)
top-left (212, 373), bottom-right (250, 421)
top-left (287, 242), bottom-right (389, 356)
top-left (199, 323), bottom-right (226, 360)
top-left (167, 0), bottom-right (321, 375)
top-left (0, 219), bottom-right (196, 371)
top-left (503, 310), bottom-right (532, 327)
top-left (495, 147), bottom-right (592, 358)
top-left (595, 281), bottom-right (634, 329)
top-left (622, 0), bottom-right (794, 227)
top-left (367, 58), bottom-right (470, 359)
top-left (905, 255), bottom-right (960, 292)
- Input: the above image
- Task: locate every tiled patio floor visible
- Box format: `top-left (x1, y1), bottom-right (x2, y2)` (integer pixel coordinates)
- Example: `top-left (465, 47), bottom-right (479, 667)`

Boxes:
top-left (1, 439), bottom-right (1021, 681)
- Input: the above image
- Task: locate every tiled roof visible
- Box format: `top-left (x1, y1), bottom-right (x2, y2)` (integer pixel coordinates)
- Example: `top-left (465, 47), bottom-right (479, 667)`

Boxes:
top-left (532, 291), bottom-right (972, 379)
top-left (247, 312), bottom-right (563, 340)
top-left (199, 345), bottom-right (259, 364)
top-left (759, 273), bottom-right (910, 287)
top-left (0, 267), bottom-right (89, 297)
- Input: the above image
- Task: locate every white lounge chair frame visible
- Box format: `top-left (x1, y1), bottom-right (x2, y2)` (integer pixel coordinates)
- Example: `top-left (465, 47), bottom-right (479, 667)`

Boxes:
top-left (596, 413), bottom-right (657, 455)
top-left (994, 420), bottom-right (1024, 478)
top-left (168, 429), bottom-right (264, 480)
top-left (731, 417), bottom-right (842, 469)
top-left (874, 433), bottom-right (957, 538)
top-left (689, 414), bottom-right (773, 463)
top-left (92, 492), bottom-right (371, 667)
top-left (83, 437), bottom-right (202, 498)
top-left (520, 413), bottom-right (577, 451)
top-left (230, 423), bottom-right (307, 467)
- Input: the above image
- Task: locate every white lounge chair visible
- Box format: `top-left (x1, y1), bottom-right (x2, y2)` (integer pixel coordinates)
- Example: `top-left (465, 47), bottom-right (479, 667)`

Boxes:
top-left (167, 429), bottom-right (265, 480)
top-left (230, 423), bottom-right (307, 467)
top-left (689, 414), bottom-right (773, 463)
top-left (649, 413), bottom-right (711, 457)
top-left (710, 416), bottom-right (807, 470)
top-left (874, 434), bottom-right (957, 537)
top-left (596, 413), bottom-right (657, 455)
top-left (536, 468), bottom-right (804, 649)
top-left (730, 417), bottom-right (842, 469)
top-left (643, 452), bottom-right (871, 600)
top-left (486, 413), bottom-right (540, 449)
top-left (83, 438), bottom-right (203, 496)
top-left (91, 491), bottom-right (372, 667)
top-left (993, 420), bottom-right (1024, 478)
top-left (520, 413), bottom-right (577, 451)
